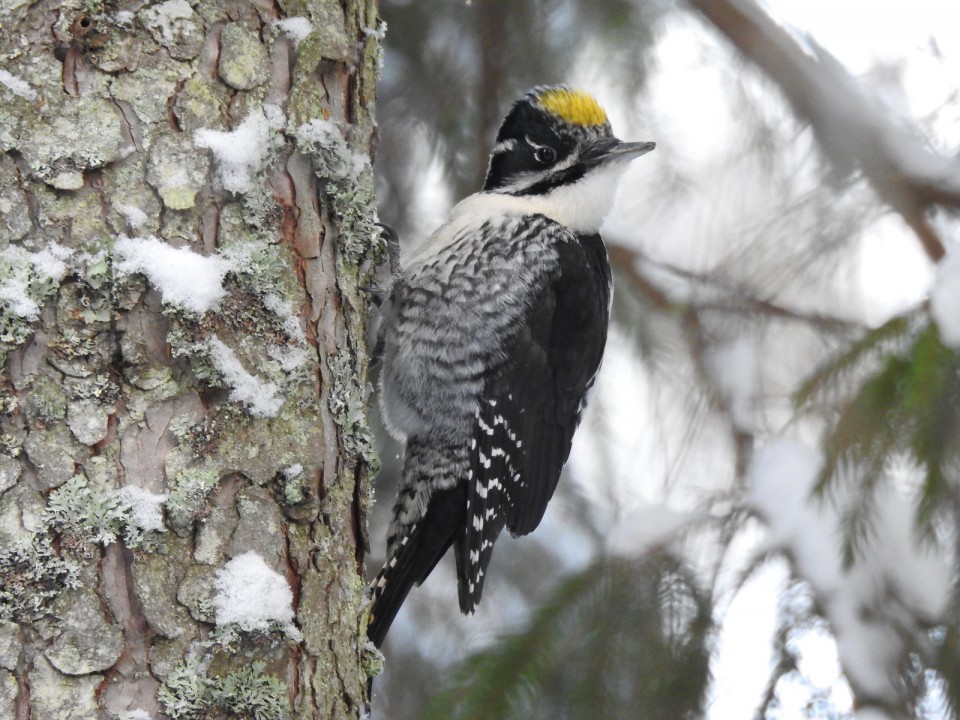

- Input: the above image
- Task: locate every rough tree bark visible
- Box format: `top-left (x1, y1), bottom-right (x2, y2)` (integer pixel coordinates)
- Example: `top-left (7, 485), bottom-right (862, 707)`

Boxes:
top-left (0, 0), bottom-right (382, 718)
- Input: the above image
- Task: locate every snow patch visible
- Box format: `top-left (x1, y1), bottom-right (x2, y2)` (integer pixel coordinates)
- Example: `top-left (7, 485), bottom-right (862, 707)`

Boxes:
top-left (282, 463), bottom-right (303, 480)
top-left (931, 247), bottom-right (960, 348)
top-left (31, 244), bottom-right (73, 280)
top-left (115, 486), bottom-right (167, 533)
top-left (263, 292), bottom-right (306, 342)
top-left (0, 279), bottom-right (39, 320)
top-left (0, 69), bottom-right (37, 101)
top-left (194, 108), bottom-right (272, 194)
top-left (296, 118), bottom-right (341, 146)
top-left (213, 551), bottom-right (301, 639)
top-left (361, 21), bottom-right (387, 41)
top-left (267, 344), bottom-right (310, 372)
top-left (207, 337), bottom-right (284, 418)
top-left (263, 102), bottom-right (286, 130)
top-left (295, 118), bottom-right (370, 182)
top-left (707, 336), bottom-right (758, 430)
top-left (748, 438), bottom-right (952, 700)
top-left (119, 711), bottom-right (153, 720)
top-left (0, 243), bottom-right (73, 320)
top-left (260, 293), bottom-right (309, 370)
top-left (142, 0), bottom-right (195, 44)
top-left (117, 204), bottom-right (148, 230)
top-left (114, 235), bottom-right (232, 314)
top-left (274, 17), bottom-right (313, 47)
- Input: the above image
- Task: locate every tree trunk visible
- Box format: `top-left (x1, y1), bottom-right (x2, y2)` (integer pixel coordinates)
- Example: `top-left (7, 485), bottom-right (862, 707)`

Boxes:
top-left (0, 1), bottom-right (382, 718)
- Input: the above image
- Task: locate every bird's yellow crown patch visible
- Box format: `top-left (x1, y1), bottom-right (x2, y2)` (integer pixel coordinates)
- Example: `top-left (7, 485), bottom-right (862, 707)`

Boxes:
top-left (536, 88), bottom-right (609, 127)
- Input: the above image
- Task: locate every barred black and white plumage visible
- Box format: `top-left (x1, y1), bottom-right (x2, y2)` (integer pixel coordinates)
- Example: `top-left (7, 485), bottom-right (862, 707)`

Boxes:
top-left (367, 86), bottom-right (654, 647)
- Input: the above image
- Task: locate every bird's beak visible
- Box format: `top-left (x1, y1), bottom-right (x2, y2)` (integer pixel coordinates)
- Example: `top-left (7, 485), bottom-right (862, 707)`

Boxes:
top-left (583, 138), bottom-right (656, 168)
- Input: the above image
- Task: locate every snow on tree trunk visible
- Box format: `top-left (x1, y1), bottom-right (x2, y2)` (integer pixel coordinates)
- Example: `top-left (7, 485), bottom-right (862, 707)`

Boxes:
top-left (0, 1), bottom-right (383, 718)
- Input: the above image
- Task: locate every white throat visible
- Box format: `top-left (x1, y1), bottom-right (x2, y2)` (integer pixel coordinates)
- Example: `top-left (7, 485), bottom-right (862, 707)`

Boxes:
top-left (518, 161), bottom-right (631, 234)
top-left (403, 163), bottom-right (630, 270)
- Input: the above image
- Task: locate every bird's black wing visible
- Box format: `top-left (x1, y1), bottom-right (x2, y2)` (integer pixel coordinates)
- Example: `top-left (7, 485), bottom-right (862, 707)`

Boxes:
top-left (459, 233), bottom-right (611, 613)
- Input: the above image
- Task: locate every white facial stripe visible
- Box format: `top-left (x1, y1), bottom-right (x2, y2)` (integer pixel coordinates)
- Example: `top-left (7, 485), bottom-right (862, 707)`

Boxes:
top-left (524, 135), bottom-right (548, 150)
top-left (492, 138), bottom-right (517, 154)
top-left (492, 150), bottom-right (581, 195)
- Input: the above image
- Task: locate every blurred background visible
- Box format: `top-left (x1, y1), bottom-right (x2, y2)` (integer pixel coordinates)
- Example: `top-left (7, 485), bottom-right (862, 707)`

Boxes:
top-left (367, 1), bottom-right (960, 718)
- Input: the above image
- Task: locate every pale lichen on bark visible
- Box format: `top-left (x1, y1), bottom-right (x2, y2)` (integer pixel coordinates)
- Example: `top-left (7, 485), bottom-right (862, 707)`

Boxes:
top-left (0, 0), bottom-right (382, 717)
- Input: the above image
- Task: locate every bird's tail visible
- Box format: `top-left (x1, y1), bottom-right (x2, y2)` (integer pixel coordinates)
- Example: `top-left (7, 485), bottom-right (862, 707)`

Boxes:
top-left (366, 524), bottom-right (426, 648)
top-left (366, 440), bottom-right (467, 648)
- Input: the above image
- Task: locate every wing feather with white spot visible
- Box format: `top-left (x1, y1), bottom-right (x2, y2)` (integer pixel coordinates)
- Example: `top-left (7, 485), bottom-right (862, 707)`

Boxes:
top-left (459, 234), bottom-right (611, 613)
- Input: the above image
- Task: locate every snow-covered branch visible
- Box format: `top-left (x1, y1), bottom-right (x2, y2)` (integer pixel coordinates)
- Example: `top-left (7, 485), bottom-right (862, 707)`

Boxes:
top-left (690, 0), bottom-right (960, 262)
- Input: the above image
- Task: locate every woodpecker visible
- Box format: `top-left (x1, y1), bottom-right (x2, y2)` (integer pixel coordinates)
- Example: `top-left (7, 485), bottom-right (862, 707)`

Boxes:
top-left (368, 85), bottom-right (654, 647)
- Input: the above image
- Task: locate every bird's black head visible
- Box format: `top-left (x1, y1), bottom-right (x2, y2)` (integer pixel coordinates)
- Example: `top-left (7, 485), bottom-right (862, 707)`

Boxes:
top-left (482, 86), bottom-right (654, 197)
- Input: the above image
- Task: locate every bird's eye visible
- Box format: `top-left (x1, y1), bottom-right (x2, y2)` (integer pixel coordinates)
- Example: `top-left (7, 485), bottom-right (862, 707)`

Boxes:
top-left (533, 146), bottom-right (557, 165)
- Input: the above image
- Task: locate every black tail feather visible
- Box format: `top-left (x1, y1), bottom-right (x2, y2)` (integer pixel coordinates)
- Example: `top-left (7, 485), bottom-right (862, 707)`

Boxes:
top-left (367, 528), bottom-right (428, 648)
top-left (367, 484), bottom-right (466, 647)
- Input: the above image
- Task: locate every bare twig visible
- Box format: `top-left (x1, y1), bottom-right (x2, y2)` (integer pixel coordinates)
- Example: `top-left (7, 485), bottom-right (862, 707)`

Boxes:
top-left (608, 244), bottom-right (862, 333)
